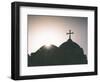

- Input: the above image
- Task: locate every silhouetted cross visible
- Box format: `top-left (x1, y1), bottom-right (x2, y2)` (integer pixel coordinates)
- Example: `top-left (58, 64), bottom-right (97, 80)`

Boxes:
top-left (66, 30), bottom-right (74, 39)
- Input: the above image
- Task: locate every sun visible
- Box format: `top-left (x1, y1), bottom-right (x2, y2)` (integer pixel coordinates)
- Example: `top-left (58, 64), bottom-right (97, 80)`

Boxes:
top-left (45, 44), bottom-right (52, 48)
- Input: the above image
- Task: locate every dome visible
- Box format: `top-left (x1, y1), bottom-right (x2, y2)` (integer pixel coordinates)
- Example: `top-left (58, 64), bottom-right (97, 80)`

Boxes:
top-left (60, 39), bottom-right (80, 49)
top-left (59, 38), bottom-right (85, 56)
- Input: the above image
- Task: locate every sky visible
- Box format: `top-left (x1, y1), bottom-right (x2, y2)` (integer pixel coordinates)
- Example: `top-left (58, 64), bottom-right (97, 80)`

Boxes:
top-left (28, 15), bottom-right (87, 55)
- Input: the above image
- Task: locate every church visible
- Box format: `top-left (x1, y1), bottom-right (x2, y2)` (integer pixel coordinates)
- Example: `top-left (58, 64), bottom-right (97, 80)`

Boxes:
top-left (28, 30), bottom-right (87, 66)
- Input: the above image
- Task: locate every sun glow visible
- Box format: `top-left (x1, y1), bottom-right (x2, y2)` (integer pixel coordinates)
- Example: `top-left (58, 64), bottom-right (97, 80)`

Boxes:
top-left (45, 44), bottom-right (52, 48)
top-left (28, 16), bottom-right (67, 54)
top-left (29, 26), bottom-right (66, 51)
top-left (28, 15), bottom-right (87, 55)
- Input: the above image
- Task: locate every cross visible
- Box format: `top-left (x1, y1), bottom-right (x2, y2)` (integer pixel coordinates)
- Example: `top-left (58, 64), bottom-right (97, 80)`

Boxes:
top-left (66, 30), bottom-right (74, 39)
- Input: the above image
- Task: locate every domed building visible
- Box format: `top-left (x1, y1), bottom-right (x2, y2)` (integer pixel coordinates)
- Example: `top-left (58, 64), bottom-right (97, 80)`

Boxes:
top-left (59, 30), bottom-right (87, 65)
top-left (59, 38), bottom-right (87, 64)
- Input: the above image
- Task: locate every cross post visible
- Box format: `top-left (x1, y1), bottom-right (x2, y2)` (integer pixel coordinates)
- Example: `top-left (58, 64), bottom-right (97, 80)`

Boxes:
top-left (66, 30), bottom-right (74, 39)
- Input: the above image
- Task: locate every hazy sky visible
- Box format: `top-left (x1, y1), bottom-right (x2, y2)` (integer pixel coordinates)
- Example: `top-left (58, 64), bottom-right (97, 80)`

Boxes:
top-left (28, 15), bottom-right (87, 55)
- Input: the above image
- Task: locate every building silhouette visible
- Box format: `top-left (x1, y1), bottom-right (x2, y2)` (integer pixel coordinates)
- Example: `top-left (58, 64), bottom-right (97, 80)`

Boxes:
top-left (28, 30), bottom-right (87, 66)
